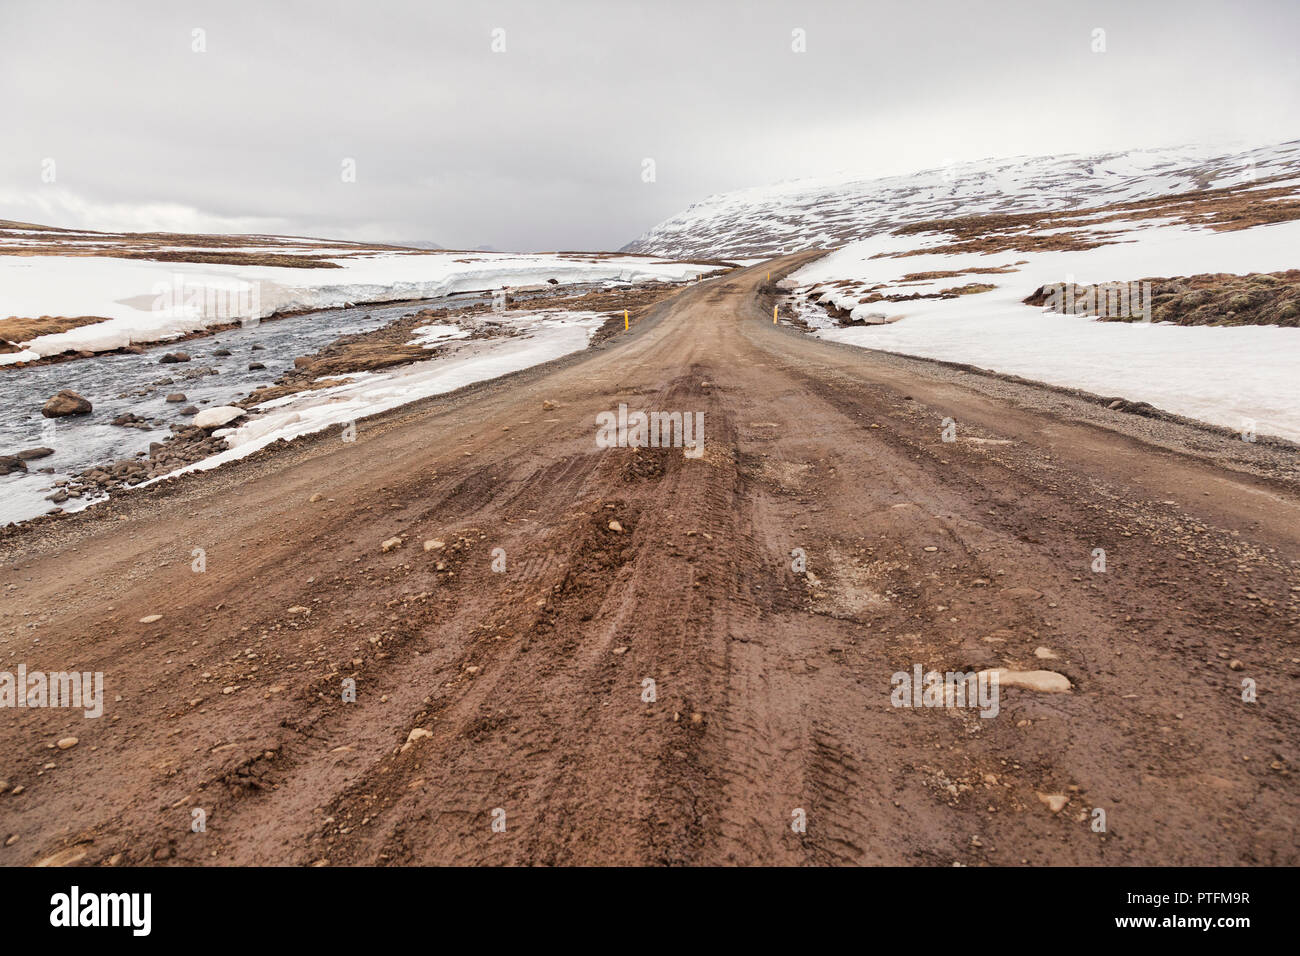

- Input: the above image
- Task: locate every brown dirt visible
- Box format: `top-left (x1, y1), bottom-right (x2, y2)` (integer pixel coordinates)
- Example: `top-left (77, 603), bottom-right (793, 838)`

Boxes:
top-left (2, 255), bottom-right (1298, 867)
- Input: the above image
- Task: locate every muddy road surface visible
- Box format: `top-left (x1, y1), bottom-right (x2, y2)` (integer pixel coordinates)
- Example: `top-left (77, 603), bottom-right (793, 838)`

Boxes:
top-left (3, 254), bottom-right (1298, 866)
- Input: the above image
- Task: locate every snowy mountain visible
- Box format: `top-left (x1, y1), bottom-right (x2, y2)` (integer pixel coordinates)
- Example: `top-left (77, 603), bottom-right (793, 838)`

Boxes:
top-left (624, 142), bottom-right (1300, 259)
top-left (747, 141), bottom-right (1300, 442)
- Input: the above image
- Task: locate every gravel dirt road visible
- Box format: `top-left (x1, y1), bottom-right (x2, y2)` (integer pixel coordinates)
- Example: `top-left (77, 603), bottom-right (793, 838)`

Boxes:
top-left (3, 254), bottom-right (1298, 866)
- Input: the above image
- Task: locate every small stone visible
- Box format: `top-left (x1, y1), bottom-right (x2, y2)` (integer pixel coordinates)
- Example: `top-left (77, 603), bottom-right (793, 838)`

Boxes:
top-left (1033, 647), bottom-right (1059, 660)
top-left (423, 539), bottom-right (445, 552)
top-left (923, 546), bottom-right (938, 552)
top-left (381, 537), bottom-right (403, 553)
top-left (35, 846), bottom-right (88, 867)
top-left (612, 645), bottom-right (629, 655)
top-left (309, 493), bottom-right (324, 503)
top-left (56, 736), bottom-right (78, 750)
top-left (983, 669), bottom-right (1072, 693)
top-left (608, 520), bottom-right (624, 533)
top-left (139, 614), bottom-right (162, 624)
top-left (1228, 659), bottom-right (1244, 671)
top-left (1037, 792), bottom-right (1068, 813)
top-left (287, 606), bottom-right (310, 615)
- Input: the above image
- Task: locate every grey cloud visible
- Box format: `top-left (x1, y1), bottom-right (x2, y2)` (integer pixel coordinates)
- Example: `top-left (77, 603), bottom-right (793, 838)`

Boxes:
top-left (1, 0), bottom-right (1297, 250)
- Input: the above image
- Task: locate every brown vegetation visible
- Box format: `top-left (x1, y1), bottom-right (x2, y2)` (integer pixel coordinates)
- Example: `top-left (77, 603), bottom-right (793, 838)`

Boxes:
top-left (1027, 270), bottom-right (1300, 327)
top-left (898, 265), bottom-right (1019, 281)
top-left (882, 174), bottom-right (1300, 258)
top-left (0, 314), bottom-right (108, 351)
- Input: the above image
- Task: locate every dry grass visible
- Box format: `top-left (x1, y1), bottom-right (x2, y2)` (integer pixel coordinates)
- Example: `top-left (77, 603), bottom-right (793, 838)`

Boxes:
top-left (856, 282), bottom-right (997, 304)
top-left (0, 314), bottom-right (108, 350)
top-left (899, 265), bottom-right (1019, 281)
top-left (114, 250), bottom-right (343, 269)
top-left (1026, 270), bottom-right (1300, 327)
top-left (0, 221), bottom-right (426, 268)
top-left (880, 175), bottom-right (1300, 258)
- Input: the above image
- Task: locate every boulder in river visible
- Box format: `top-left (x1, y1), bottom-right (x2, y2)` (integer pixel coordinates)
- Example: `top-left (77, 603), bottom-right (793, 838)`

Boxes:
top-left (165, 393), bottom-right (187, 403)
top-left (0, 455), bottom-right (27, 475)
top-left (159, 352), bottom-right (191, 364)
top-left (111, 412), bottom-right (151, 428)
top-left (248, 362), bottom-right (266, 371)
top-left (16, 447), bottom-right (54, 460)
top-left (42, 390), bottom-right (92, 418)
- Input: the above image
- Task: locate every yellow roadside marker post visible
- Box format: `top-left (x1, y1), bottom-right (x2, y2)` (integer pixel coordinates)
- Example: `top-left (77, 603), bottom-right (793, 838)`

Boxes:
top-left (773, 305), bottom-right (778, 324)
top-left (624, 309), bottom-right (629, 330)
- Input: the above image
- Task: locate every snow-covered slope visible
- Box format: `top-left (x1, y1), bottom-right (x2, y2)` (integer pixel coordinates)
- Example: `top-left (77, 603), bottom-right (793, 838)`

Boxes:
top-left (787, 218), bottom-right (1300, 442)
top-left (625, 142), bottom-right (1300, 259)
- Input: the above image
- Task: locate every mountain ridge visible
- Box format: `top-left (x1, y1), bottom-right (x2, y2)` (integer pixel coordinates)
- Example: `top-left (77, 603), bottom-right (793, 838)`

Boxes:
top-left (623, 141), bottom-right (1300, 259)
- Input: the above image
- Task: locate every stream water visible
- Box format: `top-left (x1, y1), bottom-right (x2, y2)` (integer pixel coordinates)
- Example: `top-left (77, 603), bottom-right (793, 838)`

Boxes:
top-left (1, 294), bottom-right (492, 526)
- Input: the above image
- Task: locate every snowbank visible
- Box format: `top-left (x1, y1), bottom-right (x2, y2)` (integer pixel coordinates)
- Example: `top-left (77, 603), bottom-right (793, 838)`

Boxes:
top-left (150, 309), bottom-right (608, 481)
top-left (790, 218), bottom-right (1300, 442)
top-left (0, 250), bottom-right (721, 363)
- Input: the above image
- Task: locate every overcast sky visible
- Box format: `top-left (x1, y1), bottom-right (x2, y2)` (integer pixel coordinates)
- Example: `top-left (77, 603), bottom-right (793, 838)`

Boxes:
top-left (2, 0), bottom-right (1297, 251)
